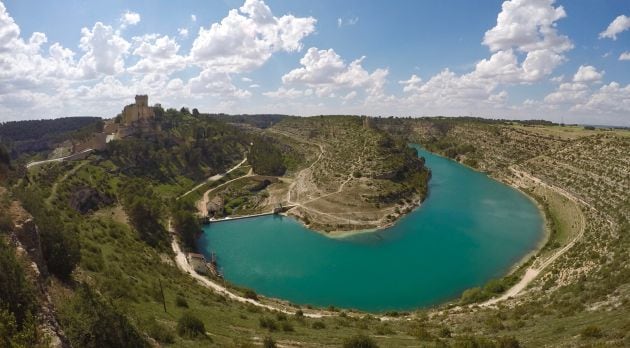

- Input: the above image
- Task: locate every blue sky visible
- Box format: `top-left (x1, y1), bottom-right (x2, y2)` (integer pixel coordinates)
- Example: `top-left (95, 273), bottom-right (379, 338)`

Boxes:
top-left (1, 0), bottom-right (629, 125)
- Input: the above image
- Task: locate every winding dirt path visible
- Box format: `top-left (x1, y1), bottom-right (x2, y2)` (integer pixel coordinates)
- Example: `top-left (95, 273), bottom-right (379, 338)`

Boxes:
top-left (481, 167), bottom-right (587, 306)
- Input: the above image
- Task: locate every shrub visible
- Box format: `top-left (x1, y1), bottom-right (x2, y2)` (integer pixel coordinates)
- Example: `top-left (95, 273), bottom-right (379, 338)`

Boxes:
top-left (243, 289), bottom-right (258, 300)
top-left (312, 321), bottom-right (326, 329)
top-left (146, 318), bottom-right (175, 344)
top-left (294, 309), bottom-right (304, 317)
top-left (282, 321), bottom-right (294, 332)
top-left (175, 296), bottom-right (189, 308)
top-left (343, 334), bottom-right (379, 348)
top-left (177, 312), bottom-right (206, 339)
top-left (259, 317), bottom-right (278, 332)
top-left (581, 325), bottom-right (603, 339)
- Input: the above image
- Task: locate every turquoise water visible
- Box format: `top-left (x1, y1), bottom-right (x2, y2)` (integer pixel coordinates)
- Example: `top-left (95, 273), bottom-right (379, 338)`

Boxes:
top-left (198, 147), bottom-right (543, 311)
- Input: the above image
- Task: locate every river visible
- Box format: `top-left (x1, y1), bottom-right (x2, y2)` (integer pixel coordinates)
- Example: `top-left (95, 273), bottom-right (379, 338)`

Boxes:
top-left (198, 146), bottom-right (543, 311)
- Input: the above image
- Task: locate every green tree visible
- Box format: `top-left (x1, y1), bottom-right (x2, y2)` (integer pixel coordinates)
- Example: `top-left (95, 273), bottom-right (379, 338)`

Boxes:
top-left (38, 214), bottom-right (81, 280)
top-left (172, 210), bottom-right (201, 251)
top-left (60, 284), bottom-right (149, 348)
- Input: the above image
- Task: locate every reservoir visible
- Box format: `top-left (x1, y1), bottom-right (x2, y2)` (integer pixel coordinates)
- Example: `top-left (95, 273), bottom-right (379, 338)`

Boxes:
top-left (198, 146), bottom-right (544, 311)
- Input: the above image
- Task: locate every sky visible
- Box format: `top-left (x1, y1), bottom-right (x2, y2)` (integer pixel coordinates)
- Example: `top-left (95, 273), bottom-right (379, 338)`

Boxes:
top-left (1, 0), bottom-right (629, 126)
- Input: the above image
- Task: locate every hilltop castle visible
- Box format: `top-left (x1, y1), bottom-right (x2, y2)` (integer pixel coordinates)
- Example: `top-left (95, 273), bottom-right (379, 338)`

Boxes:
top-left (122, 95), bottom-right (155, 124)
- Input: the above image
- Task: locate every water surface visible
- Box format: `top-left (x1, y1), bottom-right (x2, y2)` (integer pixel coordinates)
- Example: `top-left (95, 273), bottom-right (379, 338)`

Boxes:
top-left (198, 147), bottom-right (543, 311)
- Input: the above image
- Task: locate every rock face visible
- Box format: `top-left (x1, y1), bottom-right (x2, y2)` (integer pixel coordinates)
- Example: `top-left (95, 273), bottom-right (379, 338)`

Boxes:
top-left (12, 216), bottom-right (70, 347)
top-left (69, 187), bottom-right (115, 214)
top-left (14, 218), bottom-right (47, 278)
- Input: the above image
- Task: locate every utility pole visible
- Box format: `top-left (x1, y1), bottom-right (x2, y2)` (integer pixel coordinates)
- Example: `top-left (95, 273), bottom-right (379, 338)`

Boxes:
top-left (159, 278), bottom-right (167, 313)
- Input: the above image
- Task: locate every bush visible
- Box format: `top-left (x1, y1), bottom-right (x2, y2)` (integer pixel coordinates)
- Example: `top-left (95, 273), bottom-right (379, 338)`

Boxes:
top-left (177, 312), bottom-right (206, 339)
top-left (146, 318), bottom-right (175, 344)
top-left (243, 289), bottom-right (258, 300)
top-left (175, 295), bottom-right (189, 308)
top-left (581, 325), bottom-right (603, 339)
top-left (259, 317), bottom-right (278, 332)
top-left (281, 321), bottom-right (294, 332)
top-left (312, 321), bottom-right (326, 329)
top-left (343, 334), bottom-right (379, 348)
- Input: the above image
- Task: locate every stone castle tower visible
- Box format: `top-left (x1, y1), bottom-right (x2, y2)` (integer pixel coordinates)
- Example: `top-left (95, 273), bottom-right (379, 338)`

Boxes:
top-left (122, 95), bottom-right (155, 125)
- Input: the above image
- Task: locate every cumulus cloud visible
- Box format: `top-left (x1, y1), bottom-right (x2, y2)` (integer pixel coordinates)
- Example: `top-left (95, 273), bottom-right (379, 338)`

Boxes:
top-left (478, 0), bottom-right (572, 83)
top-left (574, 82), bottom-right (630, 115)
top-left (177, 28), bottom-right (188, 38)
top-left (573, 65), bottom-right (603, 83)
top-left (120, 10), bottom-right (141, 28)
top-left (399, 74), bottom-right (423, 93)
top-left (128, 35), bottom-right (187, 74)
top-left (599, 15), bottom-right (630, 40)
top-left (78, 22), bottom-right (130, 77)
top-left (395, 0), bottom-right (572, 115)
top-left (276, 47), bottom-right (389, 100)
top-left (188, 69), bottom-right (251, 99)
top-left (619, 52), bottom-right (630, 61)
top-left (190, 0), bottom-right (316, 73)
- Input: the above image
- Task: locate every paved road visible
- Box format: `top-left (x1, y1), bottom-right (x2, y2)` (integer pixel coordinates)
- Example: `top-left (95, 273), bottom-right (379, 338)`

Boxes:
top-left (26, 148), bottom-right (94, 169)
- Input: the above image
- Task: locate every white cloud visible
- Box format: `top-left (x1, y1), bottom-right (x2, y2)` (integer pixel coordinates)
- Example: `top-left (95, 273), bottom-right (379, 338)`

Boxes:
top-left (279, 47), bottom-right (389, 99)
top-left (544, 82), bottom-right (589, 104)
top-left (188, 69), bottom-right (251, 99)
top-left (599, 15), bottom-right (630, 40)
top-left (190, 0), bottom-right (316, 73)
top-left (241, 77), bottom-right (253, 82)
top-left (178, 28), bottom-right (189, 38)
top-left (128, 35), bottom-right (187, 74)
top-left (573, 65), bottom-right (603, 83)
top-left (263, 87), bottom-right (304, 99)
top-left (573, 82), bottom-right (630, 116)
top-left (399, 74), bottom-right (422, 93)
top-left (78, 22), bottom-right (130, 77)
top-left (337, 16), bottom-right (359, 28)
top-left (483, 0), bottom-right (571, 53)
top-left (120, 10), bottom-right (141, 28)
top-left (619, 51), bottom-right (630, 61)
top-left (191, 14), bottom-right (197, 22)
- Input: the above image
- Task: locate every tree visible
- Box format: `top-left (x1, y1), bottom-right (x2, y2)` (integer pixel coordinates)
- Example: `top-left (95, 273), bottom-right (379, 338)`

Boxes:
top-left (192, 108), bottom-right (200, 117)
top-left (249, 137), bottom-right (286, 176)
top-left (38, 216), bottom-right (81, 280)
top-left (172, 210), bottom-right (201, 251)
top-left (120, 179), bottom-right (168, 249)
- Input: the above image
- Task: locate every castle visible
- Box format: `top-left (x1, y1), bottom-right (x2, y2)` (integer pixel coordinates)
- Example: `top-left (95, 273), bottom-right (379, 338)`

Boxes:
top-left (122, 95), bottom-right (155, 124)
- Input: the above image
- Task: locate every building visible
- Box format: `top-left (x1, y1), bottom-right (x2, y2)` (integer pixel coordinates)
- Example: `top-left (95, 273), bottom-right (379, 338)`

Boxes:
top-left (187, 253), bottom-right (210, 275)
top-left (122, 95), bottom-right (155, 125)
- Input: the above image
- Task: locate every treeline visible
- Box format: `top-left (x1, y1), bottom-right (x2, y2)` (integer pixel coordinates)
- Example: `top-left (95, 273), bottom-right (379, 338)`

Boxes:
top-left (0, 117), bottom-right (103, 157)
top-left (249, 137), bottom-right (286, 176)
top-left (211, 114), bottom-right (288, 129)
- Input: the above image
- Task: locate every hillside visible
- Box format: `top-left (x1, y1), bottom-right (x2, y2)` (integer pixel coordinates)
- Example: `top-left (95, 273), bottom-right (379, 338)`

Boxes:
top-left (0, 115), bottom-right (628, 347)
